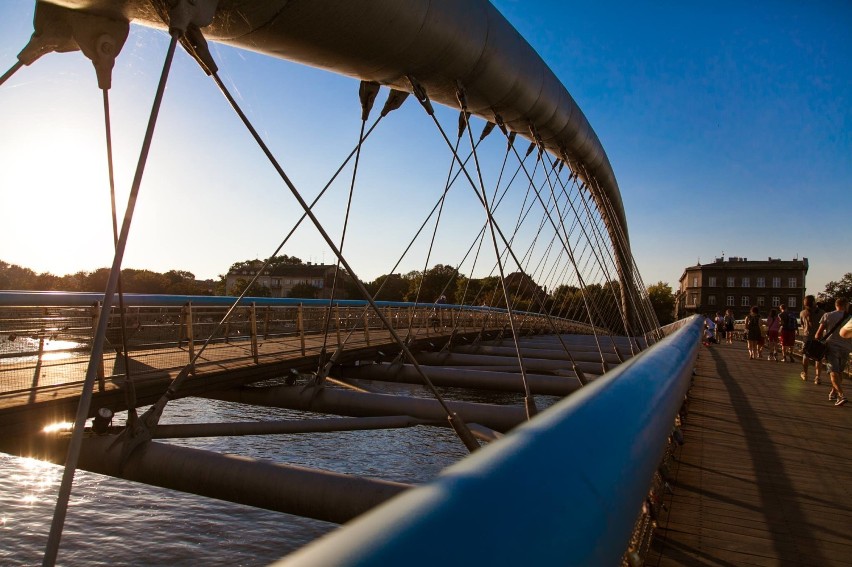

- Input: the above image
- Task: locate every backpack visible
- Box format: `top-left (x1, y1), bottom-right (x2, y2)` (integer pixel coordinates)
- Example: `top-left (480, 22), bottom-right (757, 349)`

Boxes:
top-left (782, 312), bottom-right (798, 331)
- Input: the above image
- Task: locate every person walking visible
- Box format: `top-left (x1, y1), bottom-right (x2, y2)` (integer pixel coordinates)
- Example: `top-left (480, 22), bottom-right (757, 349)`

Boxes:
top-left (714, 311), bottom-right (726, 344)
top-left (800, 295), bottom-right (824, 383)
top-left (724, 309), bottom-right (735, 344)
top-left (815, 297), bottom-right (852, 406)
top-left (744, 306), bottom-right (763, 360)
top-left (778, 303), bottom-right (798, 362)
top-left (765, 309), bottom-right (780, 361)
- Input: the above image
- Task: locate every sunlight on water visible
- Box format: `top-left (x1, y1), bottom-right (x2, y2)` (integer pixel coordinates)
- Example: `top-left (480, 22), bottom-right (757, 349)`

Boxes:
top-left (42, 422), bottom-right (73, 433)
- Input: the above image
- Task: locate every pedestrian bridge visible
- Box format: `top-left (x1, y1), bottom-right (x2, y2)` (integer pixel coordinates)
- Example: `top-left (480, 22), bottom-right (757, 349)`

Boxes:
top-left (3, 0), bottom-right (849, 565)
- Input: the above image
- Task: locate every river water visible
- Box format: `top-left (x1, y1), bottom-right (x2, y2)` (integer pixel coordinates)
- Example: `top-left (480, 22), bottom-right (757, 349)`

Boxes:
top-left (0, 391), bottom-right (481, 566)
top-left (0, 380), bottom-right (542, 566)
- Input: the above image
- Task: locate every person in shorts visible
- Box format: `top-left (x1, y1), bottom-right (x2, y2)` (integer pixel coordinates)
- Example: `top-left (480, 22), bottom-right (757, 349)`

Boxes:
top-left (778, 303), bottom-right (798, 362)
top-left (815, 297), bottom-right (852, 406)
top-left (800, 295), bottom-right (824, 382)
top-left (724, 309), bottom-right (735, 344)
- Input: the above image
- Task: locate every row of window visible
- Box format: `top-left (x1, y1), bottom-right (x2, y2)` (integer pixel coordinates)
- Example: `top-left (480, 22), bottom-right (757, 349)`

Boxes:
top-left (688, 294), bottom-right (797, 308)
top-left (691, 276), bottom-right (797, 288)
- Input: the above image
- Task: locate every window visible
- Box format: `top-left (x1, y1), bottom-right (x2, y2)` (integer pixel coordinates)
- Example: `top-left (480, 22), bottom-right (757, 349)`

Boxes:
top-left (708, 295), bottom-right (716, 306)
top-left (772, 296), bottom-right (780, 307)
top-left (727, 276), bottom-right (735, 287)
top-left (741, 296), bottom-right (750, 307)
top-left (772, 277), bottom-right (780, 288)
top-left (757, 296), bottom-right (765, 307)
top-left (689, 293), bottom-right (697, 306)
top-left (709, 276), bottom-right (717, 287)
top-left (726, 296), bottom-right (734, 307)
top-left (788, 296), bottom-right (797, 308)
top-left (756, 277), bottom-right (765, 288)
top-left (742, 277), bottom-right (750, 288)
top-left (692, 277), bottom-right (698, 287)
top-left (789, 277), bottom-right (797, 288)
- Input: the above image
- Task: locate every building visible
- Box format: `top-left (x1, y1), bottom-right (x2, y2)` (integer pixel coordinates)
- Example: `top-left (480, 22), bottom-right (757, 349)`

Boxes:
top-left (224, 261), bottom-right (349, 299)
top-left (677, 257), bottom-right (808, 318)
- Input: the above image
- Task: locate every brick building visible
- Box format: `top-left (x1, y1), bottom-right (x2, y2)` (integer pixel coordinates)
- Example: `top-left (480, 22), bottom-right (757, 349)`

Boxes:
top-left (676, 257), bottom-right (808, 319)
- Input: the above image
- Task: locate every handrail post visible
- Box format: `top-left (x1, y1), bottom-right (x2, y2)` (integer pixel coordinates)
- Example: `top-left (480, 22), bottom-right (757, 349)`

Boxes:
top-left (363, 310), bottom-right (371, 346)
top-left (297, 303), bottom-right (306, 356)
top-left (263, 305), bottom-right (271, 340)
top-left (250, 301), bottom-right (259, 364)
top-left (184, 302), bottom-right (195, 375)
top-left (335, 304), bottom-right (342, 348)
top-left (90, 302), bottom-right (106, 392)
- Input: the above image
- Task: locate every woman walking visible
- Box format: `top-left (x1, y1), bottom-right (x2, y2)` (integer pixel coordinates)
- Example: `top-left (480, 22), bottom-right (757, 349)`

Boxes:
top-left (745, 306), bottom-right (763, 360)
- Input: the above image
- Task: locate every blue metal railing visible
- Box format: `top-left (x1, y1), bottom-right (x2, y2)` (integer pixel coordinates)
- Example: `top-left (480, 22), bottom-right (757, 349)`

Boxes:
top-left (275, 315), bottom-right (702, 566)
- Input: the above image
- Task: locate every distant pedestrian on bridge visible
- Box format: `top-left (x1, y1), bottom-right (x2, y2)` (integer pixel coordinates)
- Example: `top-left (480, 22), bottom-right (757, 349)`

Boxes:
top-left (724, 309), bottom-right (735, 344)
top-left (816, 297), bottom-right (852, 406)
top-left (714, 312), bottom-right (725, 342)
top-left (765, 309), bottom-right (780, 361)
top-left (744, 306), bottom-right (763, 360)
top-left (800, 295), bottom-right (824, 383)
top-left (778, 303), bottom-right (798, 362)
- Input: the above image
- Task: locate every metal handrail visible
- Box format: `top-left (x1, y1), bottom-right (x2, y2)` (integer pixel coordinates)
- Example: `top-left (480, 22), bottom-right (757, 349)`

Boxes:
top-left (275, 315), bottom-right (702, 566)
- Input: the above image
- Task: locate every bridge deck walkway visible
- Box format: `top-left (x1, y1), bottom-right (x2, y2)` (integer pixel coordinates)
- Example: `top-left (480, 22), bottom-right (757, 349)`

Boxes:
top-left (648, 339), bottom-right (852, 566)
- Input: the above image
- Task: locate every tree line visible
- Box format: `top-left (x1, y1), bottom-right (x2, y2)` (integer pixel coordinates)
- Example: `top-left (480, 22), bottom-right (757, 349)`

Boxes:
top-left (0, 260), bottom-right (217, 295)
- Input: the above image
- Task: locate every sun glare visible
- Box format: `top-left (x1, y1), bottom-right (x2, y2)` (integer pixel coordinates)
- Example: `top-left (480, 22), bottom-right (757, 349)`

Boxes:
top-left (42, 422), bottom-right (73, 433)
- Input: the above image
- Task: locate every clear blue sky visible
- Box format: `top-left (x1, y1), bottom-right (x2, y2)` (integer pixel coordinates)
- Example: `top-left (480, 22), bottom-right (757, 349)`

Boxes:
top-left (0, 0), bottom-right (849, 295)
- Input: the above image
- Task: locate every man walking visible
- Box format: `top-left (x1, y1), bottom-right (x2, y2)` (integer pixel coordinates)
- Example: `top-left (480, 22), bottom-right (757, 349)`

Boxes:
top-left (815, 297), bottom-right (852, 406)
top-left (778, 303), bottom-right (798, 362)
top-left (800, 295), bottom-right (824, 383)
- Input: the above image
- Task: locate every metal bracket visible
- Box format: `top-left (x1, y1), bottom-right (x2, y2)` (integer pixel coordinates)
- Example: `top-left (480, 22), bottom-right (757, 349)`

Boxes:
top-left (380, 89), bottom-right (409, 117)
top-left (18, 1), bottom-right (129, 89)
top-left (160, 0), bottom-right (220, 36)
top-left (359, 81), bottom-right (380, 121)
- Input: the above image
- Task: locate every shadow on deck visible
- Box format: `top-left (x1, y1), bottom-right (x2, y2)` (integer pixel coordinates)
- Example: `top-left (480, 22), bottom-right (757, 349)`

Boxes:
top-left (648, 340), bottom-right (852, 566)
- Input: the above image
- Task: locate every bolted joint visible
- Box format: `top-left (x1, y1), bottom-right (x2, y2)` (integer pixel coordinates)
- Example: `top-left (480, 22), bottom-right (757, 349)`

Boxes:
top-left (165, 0), bottom-right (220, 36)
top-left (181, 25), bottom-right (218, 75)
top-left (406, 75), bottom-right (434, 115)
top-left (454, 80), bottom-right (468, 111)
top-left (493, 112), bottom-right (508, 135)
top-left (358, 81), bottom-right (380, 121)
top-left (457, 110), bottom-right (471, 139)
top-left (18, 2), bottom-right (129, 90)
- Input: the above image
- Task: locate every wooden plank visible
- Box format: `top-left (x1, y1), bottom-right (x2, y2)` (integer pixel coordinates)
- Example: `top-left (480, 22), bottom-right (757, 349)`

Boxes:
top-left (648, 340), bottom-right (852, 566)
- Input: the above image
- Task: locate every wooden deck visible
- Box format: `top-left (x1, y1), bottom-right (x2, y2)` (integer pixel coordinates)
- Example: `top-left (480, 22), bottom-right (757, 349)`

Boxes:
top-left (648, 340), bottom-right (852, 566)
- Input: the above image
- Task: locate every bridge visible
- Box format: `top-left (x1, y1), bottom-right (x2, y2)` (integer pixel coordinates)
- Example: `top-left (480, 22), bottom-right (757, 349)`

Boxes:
top-left (2, 1), bottom-right (849, 566)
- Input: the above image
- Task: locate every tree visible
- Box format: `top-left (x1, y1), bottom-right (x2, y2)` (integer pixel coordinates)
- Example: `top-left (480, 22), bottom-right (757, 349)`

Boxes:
top-left (288, 282), bottom-right (319, 299)
top-left (230, 278), bottom-right (271, 297)
top-left (405, 264), bottom-right (459, 304)
top-left (368, 273), bottom-right (410, 301)
top-left (818, 272), bottom-right (852, 308)
top-left (647, 281), bottom-right (676, 326)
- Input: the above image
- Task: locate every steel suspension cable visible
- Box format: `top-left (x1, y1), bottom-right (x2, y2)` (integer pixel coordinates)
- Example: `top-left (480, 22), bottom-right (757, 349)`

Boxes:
top-left (204, 66), bottom-right (481, 453)
top-left (458, 100), bottom-right (537, 419)
top-left (503, 140), bottom-right (611, 373)
top-left (0, 60), bottom-right (23, 87)
top-left (101, 88), bottom-right (140, 423)
top-left (317, 83), bottom-right (377, 375)
top-left (544, 156), bottom-right (634, 357)
top-left (409, 90), bottom-right (591, 385)
top-left (42, 31), bottom-right (181, 567)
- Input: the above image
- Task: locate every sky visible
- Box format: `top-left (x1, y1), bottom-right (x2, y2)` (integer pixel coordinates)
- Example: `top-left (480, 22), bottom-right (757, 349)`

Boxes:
top-left (0, 0), bottom-right (849, 296)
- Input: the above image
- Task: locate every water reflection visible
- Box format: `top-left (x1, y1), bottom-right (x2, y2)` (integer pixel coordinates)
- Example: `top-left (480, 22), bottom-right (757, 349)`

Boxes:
top-left (0, 394), bottom-right (478, 565)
